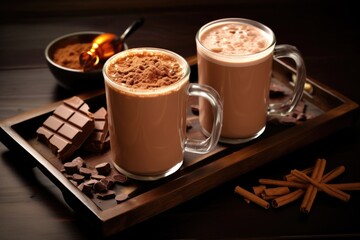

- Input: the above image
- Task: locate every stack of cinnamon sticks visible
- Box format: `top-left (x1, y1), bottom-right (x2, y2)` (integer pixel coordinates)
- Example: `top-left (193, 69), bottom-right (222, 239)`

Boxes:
top-left (234, 158), bottom-right (360, 213)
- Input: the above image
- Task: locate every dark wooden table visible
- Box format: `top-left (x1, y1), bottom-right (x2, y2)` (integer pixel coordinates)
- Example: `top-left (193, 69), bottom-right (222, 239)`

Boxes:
top-left (1, 1), bottom-right (359, 239)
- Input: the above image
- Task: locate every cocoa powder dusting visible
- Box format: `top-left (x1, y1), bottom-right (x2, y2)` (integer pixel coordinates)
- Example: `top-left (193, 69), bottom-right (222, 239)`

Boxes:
top-left (107, 52), bottom-right (183, 89)
top-left (53, 43), bottom-right (92, 69)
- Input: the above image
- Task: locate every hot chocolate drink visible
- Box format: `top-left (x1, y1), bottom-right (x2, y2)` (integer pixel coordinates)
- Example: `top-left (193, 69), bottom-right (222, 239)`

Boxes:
top-left (103, 48), bottom-right (223, 180)
top-left (197, 19), bottom-right (274, 141)
top-left (196, 18), bottom-right (306, 144)
top-left (104, 49), bottom-right (187, 179)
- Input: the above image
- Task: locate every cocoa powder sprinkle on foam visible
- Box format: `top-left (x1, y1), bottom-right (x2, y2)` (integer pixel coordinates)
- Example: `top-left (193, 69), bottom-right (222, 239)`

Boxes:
top-left (107, 52), bottom-right (183, 89)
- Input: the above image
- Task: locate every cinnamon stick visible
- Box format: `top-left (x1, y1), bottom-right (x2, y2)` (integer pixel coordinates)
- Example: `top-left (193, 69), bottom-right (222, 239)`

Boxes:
top-left (299, 159), bottom-right (321, 212)
top-left (272, 189), bottom-right (305, 208)
top-left (264, 187), bottom-right (290, 196)
top-left (320, 165), bottom-right (345, 183)
top-left (234, 186), bottom-right (270, 209)
top-left (261, 193), bottom-right (278, 200)
top-left (300, 158), bottom-right (327, 213)
top-left (284, 167), bottom-right (313, 182)
top-left (252, 185), bottom-right (266, 196)
top-left (258, 179), bottom-right (307, 189)
top-left (327, 183), bottom-right (360, 191)
top-left (291, 169), bottom-right (351, 202)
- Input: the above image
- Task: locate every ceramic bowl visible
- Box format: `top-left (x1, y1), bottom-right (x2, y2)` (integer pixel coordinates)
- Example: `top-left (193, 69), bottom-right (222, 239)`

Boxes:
top-left (45, 31), bottom-right (128, 90)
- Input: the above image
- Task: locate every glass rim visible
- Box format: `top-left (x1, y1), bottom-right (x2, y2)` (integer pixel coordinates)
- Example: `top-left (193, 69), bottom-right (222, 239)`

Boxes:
top-left (196, 18), bottom-right (276, 59)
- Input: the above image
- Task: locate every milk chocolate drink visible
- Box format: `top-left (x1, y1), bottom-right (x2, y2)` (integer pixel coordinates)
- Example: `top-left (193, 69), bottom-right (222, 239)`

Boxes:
top-left (196, 18), bottom-right (306, 144)
top-left (103, 48), bottom-right (222, 181)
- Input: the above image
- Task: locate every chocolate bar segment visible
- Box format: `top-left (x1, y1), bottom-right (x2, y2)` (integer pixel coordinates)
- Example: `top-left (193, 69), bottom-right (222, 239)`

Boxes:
top-left (83, 107), bottom-right (110, 153)
top-left (36, 96), bottom-right (94, 161)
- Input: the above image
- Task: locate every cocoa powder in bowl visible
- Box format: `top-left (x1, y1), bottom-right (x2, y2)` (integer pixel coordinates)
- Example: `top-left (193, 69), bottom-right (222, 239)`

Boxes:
top-left (53, 42), bottom-right (93, 70)
top-left (45, 31), bottom-right (128, 90)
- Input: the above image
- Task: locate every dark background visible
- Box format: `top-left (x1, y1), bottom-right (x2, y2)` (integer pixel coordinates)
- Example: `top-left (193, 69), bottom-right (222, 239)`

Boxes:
top-left (0, 0), bottom-right (359, 239)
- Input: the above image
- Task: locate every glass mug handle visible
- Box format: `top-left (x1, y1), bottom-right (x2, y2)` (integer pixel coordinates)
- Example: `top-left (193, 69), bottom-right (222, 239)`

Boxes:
top-left (185, 83), bottom-right (223, 154)
top-left (268, 44), bottom-right (307, 114)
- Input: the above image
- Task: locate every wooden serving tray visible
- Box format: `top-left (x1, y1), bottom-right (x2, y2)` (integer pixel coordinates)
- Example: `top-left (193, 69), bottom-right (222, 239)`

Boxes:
top-left (0, 57), bottom-right (358, 236)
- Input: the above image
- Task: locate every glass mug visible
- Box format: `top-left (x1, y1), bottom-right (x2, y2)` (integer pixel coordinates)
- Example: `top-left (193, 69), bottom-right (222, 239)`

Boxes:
top-left (103, 48), bottom-right (223, 181)
top-left (196, 18), bottom-right (306, 144)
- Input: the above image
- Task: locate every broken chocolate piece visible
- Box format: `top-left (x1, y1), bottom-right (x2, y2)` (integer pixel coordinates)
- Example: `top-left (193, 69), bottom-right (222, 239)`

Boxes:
top-left (267, 99), bottom-right (309, 126)
top-left (96, 190), bottom-right (116, 200)
top-left (115, 192), bottom-right (129, 203)
top-left (100, 178), bottom-right (115, 189)
top-left (72, 173), bottom-right (85, 183)
top-left (78, 183), bottom-right (93, 197)
top-left (84, 179), bottom-right (98, 187)
top-left (93, 180), bottom-right (107, 193)
top-left (91, 174), bottom-right (106, 180)
top-left (72, 156), bottom-right (86, 168)
top-left (63, 161), bottom-right (80, 174)
top-left (95, 162), bottom-right (111, 176)
top-left (83, 107), bottom-right (110, 153)
top-left (79, 167), bottom-right (93, 178)
top-left (36, 96), bottom-right (94, 161)
top-left (113, 173), bottom-right (128, 184)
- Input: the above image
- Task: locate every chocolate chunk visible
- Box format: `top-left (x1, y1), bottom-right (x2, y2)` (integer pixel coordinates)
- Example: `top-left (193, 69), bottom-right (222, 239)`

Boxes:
top-left (96, 190), bottom-right (116, 200)
top-left (267, 99), bottom-right (308, 125)
top-left (113, 173), bottom-right (128, 184)
top-left (78, 183), bottom-right (93, 197)
top-left (93, 180), bottom-right (107, 193)
top-left (63, 161), bottom-right (80, 174)
top-left (84, 179), bottom-right (98, 187)
top-left (100, 178), bottom-right (115, 189)
top-left (91, 174), bottom-right (106, 180)
top-left (83, 107), bottom-right (110, 153)
top-left (72, 173), bottom-right (85, 183)
top-left (115, 192), bottom-right (129, 203)
top-left (72, 156), bottom-right (86, 168)
top-left (79, 167), bottom-right (93, 178)
top-left (36, 96), bottom-right (95, 161)
top-left (95, 162), bottom-right (111, 176)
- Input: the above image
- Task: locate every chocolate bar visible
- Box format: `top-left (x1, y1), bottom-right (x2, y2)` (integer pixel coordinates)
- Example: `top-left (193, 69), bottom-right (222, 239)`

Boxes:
top-left (36, 96), bottom-right (95, 161)
top-left (83, 107), bottom-right (110, 153)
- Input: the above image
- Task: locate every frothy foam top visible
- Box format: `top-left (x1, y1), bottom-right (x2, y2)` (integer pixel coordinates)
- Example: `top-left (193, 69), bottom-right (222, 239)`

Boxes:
top-left (200, 22), bottom-right (271, 56)
top-left (106, 50), bottom-right (184, 90)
